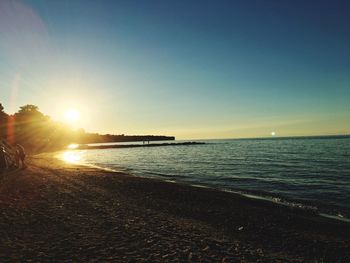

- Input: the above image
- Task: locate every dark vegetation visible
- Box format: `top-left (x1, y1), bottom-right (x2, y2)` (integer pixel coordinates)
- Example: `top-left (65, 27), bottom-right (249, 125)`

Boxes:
top-left (78, 141), bottom-right (205, 150)
top-left (0, 103), bottom-right (174, 153)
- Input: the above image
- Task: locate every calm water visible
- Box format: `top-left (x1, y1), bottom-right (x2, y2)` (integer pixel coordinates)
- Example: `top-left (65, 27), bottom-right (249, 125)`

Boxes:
top-left (61, 137), bottom-right (350, 219)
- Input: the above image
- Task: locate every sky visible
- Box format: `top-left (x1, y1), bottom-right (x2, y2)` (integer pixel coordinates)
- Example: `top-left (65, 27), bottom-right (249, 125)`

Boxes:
top-left (0, 0), bottom-right (349, 139)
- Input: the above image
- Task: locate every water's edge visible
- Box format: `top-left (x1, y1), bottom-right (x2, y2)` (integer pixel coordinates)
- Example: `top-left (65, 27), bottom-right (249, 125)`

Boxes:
top-left (56, 153), bottom-right (350, 223)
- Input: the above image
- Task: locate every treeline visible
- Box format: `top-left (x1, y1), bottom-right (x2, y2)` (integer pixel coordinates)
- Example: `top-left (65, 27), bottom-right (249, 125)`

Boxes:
top-left (79, 134), bottom-right (175, 144)
top-left (0, 103), bottom-right (174, 153)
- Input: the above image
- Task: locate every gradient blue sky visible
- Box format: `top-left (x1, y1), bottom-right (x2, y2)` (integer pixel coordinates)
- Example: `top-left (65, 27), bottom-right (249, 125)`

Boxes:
top-left (0, 0), bottom-right (349, 139)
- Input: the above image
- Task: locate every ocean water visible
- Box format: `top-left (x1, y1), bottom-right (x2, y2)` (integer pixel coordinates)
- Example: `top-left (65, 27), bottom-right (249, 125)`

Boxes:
top-left (61, 137), bottom-right (350, 220)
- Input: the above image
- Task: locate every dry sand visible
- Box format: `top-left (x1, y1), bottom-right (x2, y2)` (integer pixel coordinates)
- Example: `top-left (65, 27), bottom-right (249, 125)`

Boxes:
top-left (0, 154), bottom-right (349, 262)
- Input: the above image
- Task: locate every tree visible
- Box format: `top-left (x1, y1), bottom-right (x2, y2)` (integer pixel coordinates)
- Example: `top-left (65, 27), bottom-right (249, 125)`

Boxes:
top-left (13, 104), bottom-right (52, 150)
top-left (0, 103), bottom-right (7, 119)
top-left (0, 103), bottom-right (9, 138)
top-left (16, 104), bottom-right (44, 119)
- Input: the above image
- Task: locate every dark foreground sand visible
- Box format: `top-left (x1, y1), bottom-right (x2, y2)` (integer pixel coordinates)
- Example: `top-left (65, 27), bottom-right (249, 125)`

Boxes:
top-left (0, 155), bottom-right (349, 262)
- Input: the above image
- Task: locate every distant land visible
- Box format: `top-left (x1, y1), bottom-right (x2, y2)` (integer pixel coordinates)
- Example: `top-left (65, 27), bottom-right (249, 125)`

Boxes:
top-left (76, 141), bottom-right (204, 150)
top-left (76, 134), bottom-right (175, 144)
top-left (75, 134), bottom-right (350, 146)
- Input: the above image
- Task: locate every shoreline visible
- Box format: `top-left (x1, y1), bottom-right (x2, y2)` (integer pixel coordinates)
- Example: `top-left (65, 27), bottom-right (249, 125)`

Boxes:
top-left (1, 154), bottom-right (349, 262)
top-left (58, 151), bottom-right (350, 223)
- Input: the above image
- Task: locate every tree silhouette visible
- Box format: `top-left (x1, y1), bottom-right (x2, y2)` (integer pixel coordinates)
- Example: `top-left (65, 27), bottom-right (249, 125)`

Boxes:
top-left (12, 105), bottom-right (52, 150)
top-left (0, 103), bottom-right (8, 138)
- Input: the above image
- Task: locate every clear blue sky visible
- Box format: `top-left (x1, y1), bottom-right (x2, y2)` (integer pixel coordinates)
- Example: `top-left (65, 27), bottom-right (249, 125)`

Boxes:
top-left (1, 0), bottom-right (349, 139)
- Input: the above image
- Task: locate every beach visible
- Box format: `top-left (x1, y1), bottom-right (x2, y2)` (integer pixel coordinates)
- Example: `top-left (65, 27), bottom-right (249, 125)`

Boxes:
top-left (0, 154), bottom-right (349, 262)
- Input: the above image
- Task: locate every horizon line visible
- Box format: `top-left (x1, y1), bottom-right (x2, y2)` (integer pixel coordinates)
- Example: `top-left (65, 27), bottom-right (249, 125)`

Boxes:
top-left (183, 134), bottom-right (350, 141)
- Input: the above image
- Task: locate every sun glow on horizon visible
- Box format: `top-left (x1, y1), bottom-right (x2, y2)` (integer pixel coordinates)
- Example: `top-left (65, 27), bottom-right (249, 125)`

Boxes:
top-left (64, 109), bottom-right (80, 123)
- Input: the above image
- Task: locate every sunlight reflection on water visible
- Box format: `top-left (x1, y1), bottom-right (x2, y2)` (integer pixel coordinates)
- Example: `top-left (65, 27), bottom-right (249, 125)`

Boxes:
top-left (61, 150), bottom-right (84, 164)
top-left (67, 143), bottom-right (79, 149)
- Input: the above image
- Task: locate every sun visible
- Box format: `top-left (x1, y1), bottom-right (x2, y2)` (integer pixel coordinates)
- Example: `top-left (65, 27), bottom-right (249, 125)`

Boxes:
top-left (64, 109), bottom-right (80, 123)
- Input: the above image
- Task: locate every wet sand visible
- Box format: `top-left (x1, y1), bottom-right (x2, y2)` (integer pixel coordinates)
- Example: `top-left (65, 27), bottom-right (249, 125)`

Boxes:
top-left (0, 154), bottom-right (349, 262)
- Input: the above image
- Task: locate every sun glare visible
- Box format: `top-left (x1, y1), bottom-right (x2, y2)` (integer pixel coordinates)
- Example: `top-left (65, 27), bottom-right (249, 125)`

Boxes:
top-left (68, 143), bottom-right (79, 149)
top-left (64, 109), bottom-right (80, 123)
top-left (62, 151), bottom-right (82, 164)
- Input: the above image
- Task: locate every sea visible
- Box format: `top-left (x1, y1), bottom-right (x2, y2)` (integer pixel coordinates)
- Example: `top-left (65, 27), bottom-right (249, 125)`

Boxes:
top-left (60, 136), bottom-right (350, 221)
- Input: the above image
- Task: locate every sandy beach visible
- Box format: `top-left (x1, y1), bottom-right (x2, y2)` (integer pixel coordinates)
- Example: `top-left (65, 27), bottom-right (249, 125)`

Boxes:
top-left (0, 154), bottom-right (349, 262)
